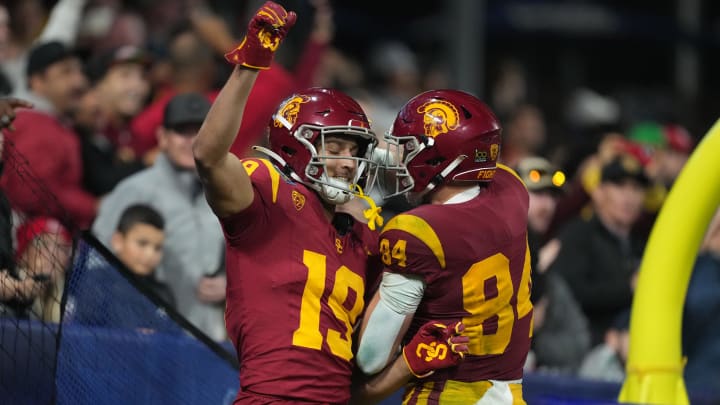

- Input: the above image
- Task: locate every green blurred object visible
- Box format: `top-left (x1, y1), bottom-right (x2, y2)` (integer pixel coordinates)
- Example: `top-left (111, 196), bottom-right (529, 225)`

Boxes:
top-left (629, 122), bottom-right (665, 148)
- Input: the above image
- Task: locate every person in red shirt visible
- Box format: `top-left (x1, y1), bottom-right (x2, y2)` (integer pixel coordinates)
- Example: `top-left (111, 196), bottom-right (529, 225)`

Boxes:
top-left (131, 0), bottom-right (331, 161)
top-left (1, 41), bottom-right (96, 229)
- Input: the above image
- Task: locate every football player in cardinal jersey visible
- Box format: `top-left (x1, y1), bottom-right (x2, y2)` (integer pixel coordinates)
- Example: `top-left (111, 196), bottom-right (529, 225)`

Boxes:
top-left (356, 89), bottom-right (533, 404)
top-left (192, 3), bottom-right (467, 404)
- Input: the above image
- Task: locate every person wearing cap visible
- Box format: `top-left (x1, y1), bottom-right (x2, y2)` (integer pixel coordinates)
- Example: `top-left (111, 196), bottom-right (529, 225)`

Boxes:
top-left (92, 93), bottom-right (227, 341)
top-left (12, 216), bottom-right (73, 322)
top-left (0, 96), bottom-right (37, 318)
top-left (0, 40), bottom-right (97, 229)
top-left (2, 0), bottom-right (87, 98)
top-left (628, 122), bottom-right (695, 239)
top-left (74, 45), bottom-right (150, 196)
top-left (516, 157), bottom-right (591, 375)
top-left (549, 153), bottom-right (649, 346)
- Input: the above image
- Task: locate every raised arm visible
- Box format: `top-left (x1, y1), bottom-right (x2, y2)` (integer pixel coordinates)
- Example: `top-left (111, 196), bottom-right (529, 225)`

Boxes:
top-left (192, 2), bottom-right (296, 218)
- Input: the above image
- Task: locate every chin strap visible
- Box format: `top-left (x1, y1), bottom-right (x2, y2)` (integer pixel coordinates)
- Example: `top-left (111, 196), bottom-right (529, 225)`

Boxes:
top-left (351, 183), bottom-right (384, 231)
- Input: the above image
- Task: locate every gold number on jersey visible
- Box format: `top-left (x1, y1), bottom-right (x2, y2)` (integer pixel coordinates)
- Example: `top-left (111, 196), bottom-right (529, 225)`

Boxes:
top-left (292, 250), bottom-right (365, 361)
top-left (379, 238), bottom-right (407, 267)
top-left (461, 252), bottom-right (532, 355)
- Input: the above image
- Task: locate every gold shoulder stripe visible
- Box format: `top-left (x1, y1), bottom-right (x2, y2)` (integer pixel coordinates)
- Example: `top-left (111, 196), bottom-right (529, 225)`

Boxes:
top-left (497, 163), bottom-right (527, 190)
top-left (382, 214), bottom-right (446, 269)
top-left (243, 158), bottom-right (280, 204)
top-left (258, 159), bottom-right (280, 204)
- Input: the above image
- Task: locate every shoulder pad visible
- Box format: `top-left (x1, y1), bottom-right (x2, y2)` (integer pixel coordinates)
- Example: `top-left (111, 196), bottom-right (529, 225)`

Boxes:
top-left (381, 213), bottom-right (446, 269)
top-left (241, 158), bottom-right (281, 204)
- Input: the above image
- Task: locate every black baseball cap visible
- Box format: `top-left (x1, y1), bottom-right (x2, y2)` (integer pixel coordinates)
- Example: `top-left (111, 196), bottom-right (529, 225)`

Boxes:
top-left (86, 45), bottom-right (151, 83)
top-left (26, 41), bottom-right (80, 78)
top-left (163, 93), bottom-right (211, 131)
top-left (601, 154), bottom-right (650, 186)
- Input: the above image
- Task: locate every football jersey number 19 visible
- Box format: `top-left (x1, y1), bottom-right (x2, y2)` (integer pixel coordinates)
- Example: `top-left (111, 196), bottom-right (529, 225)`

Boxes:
top-left (292, 250), bottom-right (365, 361)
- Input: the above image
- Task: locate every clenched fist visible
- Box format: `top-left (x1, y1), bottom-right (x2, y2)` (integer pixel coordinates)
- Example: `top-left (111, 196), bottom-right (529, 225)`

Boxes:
top-left (225, 1), bottom-right (297, 70)
top-left (402, 321), bottom-right (469, 378)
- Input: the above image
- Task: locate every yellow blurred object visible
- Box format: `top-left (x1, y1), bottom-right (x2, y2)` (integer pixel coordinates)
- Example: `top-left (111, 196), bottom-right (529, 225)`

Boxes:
top-left (580, 161), bottom-right (602, 194)
top-left (643, 182), bottom-right (668, 213)
top-left (619, 118), bottom-right (720, 404)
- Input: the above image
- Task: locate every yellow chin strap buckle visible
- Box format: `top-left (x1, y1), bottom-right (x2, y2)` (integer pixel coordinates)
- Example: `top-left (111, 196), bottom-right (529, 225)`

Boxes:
top-left (351, 184), bottom-right (384, 231)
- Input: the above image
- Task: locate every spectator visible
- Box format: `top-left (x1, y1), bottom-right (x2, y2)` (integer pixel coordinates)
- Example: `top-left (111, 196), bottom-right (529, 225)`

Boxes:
top-left (0, 41), bottom-right (97, 229)
top-left (129, 23), bottom-right (218, 161)
top-left (628, 122), bottom-right (694, 239)
top-left (1, 96), bottom-right (42, 317)
top-left (578, 309), bottom-right (630, 383)
top-left (4, 0), bottom-right (87, 99)
top-left (72, 204), bottom-right (175, 328)
top-left (550, 154), bottom-right (649, 345)
top-left (75, 45), bottom-right (150, 196)
top-left (110, 204), bottom-right (174, 307)
top-left (516, 156), bottom-right (591, 375)
top-left (499, 103), bottom-right (548, 168)
top-left (15, 217), bottom-right (73, 323)
top-left (92, 93), bottom-right (226, 341)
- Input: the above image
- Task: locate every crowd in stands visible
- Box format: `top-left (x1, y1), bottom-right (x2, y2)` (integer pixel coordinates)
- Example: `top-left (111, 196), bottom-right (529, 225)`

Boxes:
top-left (0, 0), bottom-right (718, 394)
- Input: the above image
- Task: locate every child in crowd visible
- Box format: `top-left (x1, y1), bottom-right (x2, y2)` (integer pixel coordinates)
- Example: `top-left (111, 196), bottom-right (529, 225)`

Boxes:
top-left (110, 204), bottom-right (175, 307)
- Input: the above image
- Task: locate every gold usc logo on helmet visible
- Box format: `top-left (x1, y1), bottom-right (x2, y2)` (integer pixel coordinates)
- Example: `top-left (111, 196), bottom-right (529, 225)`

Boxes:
top-left (274, 95), bottom-right (310, 128)
top-left (417, 100), bottom-right (460, 138)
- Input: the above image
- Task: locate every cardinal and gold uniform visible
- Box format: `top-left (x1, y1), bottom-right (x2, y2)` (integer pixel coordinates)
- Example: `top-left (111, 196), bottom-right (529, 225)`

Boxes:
top-left (220, 158), bottom-right (381, 404)
top-left (379, 166), bottom-right (532, 404)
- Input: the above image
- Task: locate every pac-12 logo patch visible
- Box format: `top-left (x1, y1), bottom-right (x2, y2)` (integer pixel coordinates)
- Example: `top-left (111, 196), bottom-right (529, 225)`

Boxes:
top-left (417, 100), bottom-right (459, 138)
top-left (291, 190), bottom-right (305, 211)
top-left (274, 95), bottom-right (310, 128)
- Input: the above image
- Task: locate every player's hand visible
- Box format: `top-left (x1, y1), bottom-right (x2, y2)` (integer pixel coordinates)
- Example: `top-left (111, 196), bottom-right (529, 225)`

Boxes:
top-left (402, 321), bottom-right (469, 378)
top-left (0, 97), bottom-right (33, 131)
top-left (224, 1), bottom-right (297, 70)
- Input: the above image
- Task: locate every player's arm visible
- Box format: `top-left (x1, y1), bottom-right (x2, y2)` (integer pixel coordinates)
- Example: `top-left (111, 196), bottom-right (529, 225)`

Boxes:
top-left (356, 214), bottom-right (447, 374)
top-left (356, 272), bottom-right (424, 375)
top-left (351, 273), bottom-right (418, 404)
top-left (192, 66), bottom-right (257, 217)
top-left (352, 317), bottom-right (468, 404)
top-left (192, 2), bottom-right (296, 218)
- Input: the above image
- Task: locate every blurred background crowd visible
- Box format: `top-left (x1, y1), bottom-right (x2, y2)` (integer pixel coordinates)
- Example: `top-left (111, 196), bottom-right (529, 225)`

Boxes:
top-left (1, 0), bottom-right (719, 396)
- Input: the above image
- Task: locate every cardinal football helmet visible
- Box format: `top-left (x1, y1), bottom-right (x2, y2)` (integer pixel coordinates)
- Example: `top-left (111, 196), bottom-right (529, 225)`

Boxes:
top-left (378, 89), bottom-right (502, 202)
top-left (253, 88), bottom-right (378, 205)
